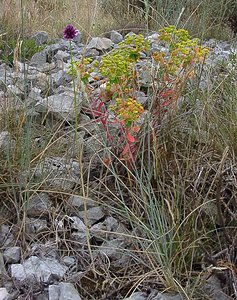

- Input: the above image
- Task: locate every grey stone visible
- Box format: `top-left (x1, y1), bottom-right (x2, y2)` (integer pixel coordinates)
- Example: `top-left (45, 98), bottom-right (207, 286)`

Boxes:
top-left (67, 195), bottom-right (95, 212)
top-left (62, 256), bottom-right (75, 267)
top-left (123, 292), bottom-right (147, 300)
top-left (110, 30), bottom-right (123, 44)
top-left (98, 238), bottom-right (126, 260)
top-left (124, 292), bottom-right (184, 300)
top-left (30, 50), bottom-right (47, 66)
top-left (34, 293), bottom-right (49, 300)
top-left (58, 282), bottom-right (82, 300)
top-left (14, 71), bottom-right (49, 91)
top-left (0, 288), bottom-right (9, 300)
top-left (26, 87), bottom-right (42, 106)
top-left (32, 157), bottom-right (80, 190)
top-left (87, 37), bottom-right (112, 51)
top-left (30, 241), bottom-right (58, 259)
top-left (151, 293), bottom-right (184, 300)
top-left (11, 256), bottom-right (68, 283)
top-left (27, 192), bottom-right (52, 217)
top-left (49, 70), bottom-right (71, 87)
top-left (90, 216), bottom-right (125, 241)
top-left (69, 216), bottom-right (88, 243)
top-left (49, 283), bottom-right (82, 300)
top-left (84, 134), bottom-right (105, 156)
top-left (84, 48), bottom-right (100, 58)
top-left (0, 225), bottom-right (14, 247)
top-left (78, 206), bottom-right (105, 226)
top-left (31, 31), bottom-right (48, 45)
top-left (0, 253), bottom-right (7, 276)
top-left (202, 275), bottom-right (232, 300)
top-left (3, 247), bottom-right (21, 264)
top-left (135, 91), bottom-right (148, 107)
top-left (0, 76), bottom-right (13, 91)
top-left (147, 32), bottom-right (160, 43)
top-left (25, 218), bottom-right (48, 235)
top-left (72, 30), bottom-right (82, 44)
top-left (35, 91), bottom-right (83, 122)
top-left (6, 85), bottom-right (24, 98)
top-left (54, 50), bottom-right (70, 62)
top-left (49, 284), bottom-right (60, 300)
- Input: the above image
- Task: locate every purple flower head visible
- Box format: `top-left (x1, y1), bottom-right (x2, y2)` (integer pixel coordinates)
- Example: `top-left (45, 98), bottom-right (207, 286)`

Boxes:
top-left (63, 24), bottom-right (78, 40)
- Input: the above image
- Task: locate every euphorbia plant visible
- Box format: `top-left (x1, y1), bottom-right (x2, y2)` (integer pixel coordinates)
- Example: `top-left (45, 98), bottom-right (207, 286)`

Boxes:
top-left (68, 26), bottom-right (209, 167)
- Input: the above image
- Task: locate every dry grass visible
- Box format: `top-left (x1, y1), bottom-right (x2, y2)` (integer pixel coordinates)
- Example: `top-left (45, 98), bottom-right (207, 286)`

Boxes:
top-left (0, 0), bottom-right (117, 39)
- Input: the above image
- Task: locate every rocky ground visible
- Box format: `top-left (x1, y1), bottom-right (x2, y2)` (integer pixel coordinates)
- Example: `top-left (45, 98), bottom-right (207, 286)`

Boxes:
top-left (0, 30), bottom-right (236, 299)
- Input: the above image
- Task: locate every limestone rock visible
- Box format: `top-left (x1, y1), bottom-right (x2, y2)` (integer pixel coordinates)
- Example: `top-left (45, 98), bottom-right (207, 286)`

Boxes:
top-left (11, 256), bottom-right (68, 283)
top-left (26, 192), bottom-right (52, 217)
top-left (3, 247), bottom-right (21, 264)
top-left (87, 37), bottom-right (113, 51)
top-left (31, 31), bottom-right (49, 45)
top-left (35, 91), bottom-right (83, 121)
top-left (110, 30), bottom-right (123, 44)
top-left (49, 283), bottom-right (82, 300)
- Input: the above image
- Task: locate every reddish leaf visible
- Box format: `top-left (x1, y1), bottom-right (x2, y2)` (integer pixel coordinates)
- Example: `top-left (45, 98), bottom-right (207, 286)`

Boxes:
top-left (121, 144), bottom-right (130, 156)
top-left (126, 133), bottom-right (136, 143)
top-left (131, 125), bottom-right (140, 133)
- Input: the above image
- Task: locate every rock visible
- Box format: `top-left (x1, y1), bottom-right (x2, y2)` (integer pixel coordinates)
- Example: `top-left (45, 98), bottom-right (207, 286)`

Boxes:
top-left (90, 216), bottom-right (126, 242)
top-left (0, 288), bottom-right (9, 300)
top-left (53, 50), bottom-right (70, 62)
top-left (152, 293), bottom-right (184, 300)
top-left (84, 133), bottom-right (105, 156)
top-left (6, 84), bottom-right (24, 99)
top-left (72, 30), bottom-right (82, 44)
top-left (147, 32), bottom-right (160, 43)
top-left (35, 91), bottom-right (83, 122)
top-left (30, 241), bottom-right (58, 259)
top-left (0, 76), bottom-right (13, 91)
top-left (0, 225), bottom-right (14, 247)
top-left (14, 70), bottom-right (49, 91)
top-left (123, 292), bottom-right (147, 300)
top-left (69, 216), bottom-right (88, 243)
top-left (49, 283), bottom-right (82, 300)
top-left (11, 256), bottom-right (68, 283)
top-left (31, 31), bottom-right (48, 45)
top-left (78, 206), bottom-right (105, 226)
top-left (202, 274), bottom-right (232, 300)
top-left (123, 292), bottom-right (184, 300)
top-left (87, 37), bottom-right (113, 51)
top-left (34, 292), bottom-right (49, 300)
top-left (110, 30), bottom-right (123, 44)
top-left (26, 87), bottom-right (42, 106)
top-left (3, 247), bottom-right (21, 264)
top-left (67, 195), bottom-right (95, 212)
top-left (84, 48), bottom-right (100, 58)
top-left (49, 285), bottom-right (60, 300)
top-left (30, 50), bottom-right (47, 67)
top-left (0, 253), bottom-right (7, 276)
top-left (98, 238), bottom-right (126, 261)
top-left (26, 192), bottom-right (52, 217)
top-left (50, 70), bottom-right (71, 87)
top-left (32, 157), bottom-right (80, 190)
top-left (58, 282), bottom-right (82, 300)
top-left (25, 218), bottom-right (48, 235)
top-left (62, 256), bottom-right (75, 267)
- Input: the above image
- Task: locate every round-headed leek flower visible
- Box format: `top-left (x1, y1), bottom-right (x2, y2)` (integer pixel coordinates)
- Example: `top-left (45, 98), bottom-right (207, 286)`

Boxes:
top-left (63, 24), bottom-right (78, 40)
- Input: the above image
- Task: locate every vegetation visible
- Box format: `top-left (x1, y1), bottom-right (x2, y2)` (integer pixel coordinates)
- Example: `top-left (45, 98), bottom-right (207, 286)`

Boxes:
top-left (0, 0), bottom-right (236, 299)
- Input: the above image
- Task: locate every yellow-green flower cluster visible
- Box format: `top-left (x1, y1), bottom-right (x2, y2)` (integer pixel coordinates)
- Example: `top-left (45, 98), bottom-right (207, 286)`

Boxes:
top-left (99, 34), bottom-right (150, 86)
top-left (156, 26), bottom-right (209, 75)
top-left (67, 58), bottom-right (93, 83)
top-left (110, 98), bottom-right (144, 127)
